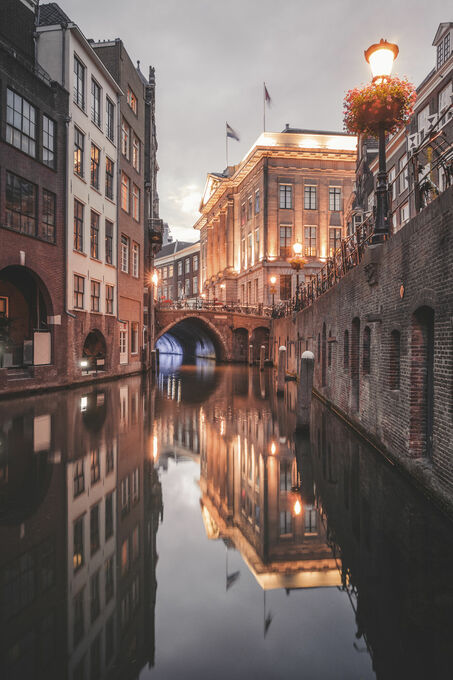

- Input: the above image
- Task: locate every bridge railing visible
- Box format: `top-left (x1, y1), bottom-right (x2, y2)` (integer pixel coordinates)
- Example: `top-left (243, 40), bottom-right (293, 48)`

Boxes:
top-left (155, 299), bottom-right (273, 317)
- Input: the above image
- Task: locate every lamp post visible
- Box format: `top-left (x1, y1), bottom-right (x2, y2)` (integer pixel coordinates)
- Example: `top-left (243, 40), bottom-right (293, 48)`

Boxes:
top-left (364, 39), bottom-right (399, 244)
top-left (269, 275), bottom-right (277, 313)
top-left (220, 282), bottom-right (226, 304)
top-left (289, 242), bottom-right (306, 311)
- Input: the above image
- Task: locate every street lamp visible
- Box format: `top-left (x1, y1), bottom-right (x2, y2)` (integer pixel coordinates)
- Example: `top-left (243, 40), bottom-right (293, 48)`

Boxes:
top-left (220, 282), bottom-right (226, 303)
top-left (364, 39), bottom-right (399, 243)
top-left (289, 242), bottom-right (306, 311)
top-left (269, 275), bottom-right (277, 312)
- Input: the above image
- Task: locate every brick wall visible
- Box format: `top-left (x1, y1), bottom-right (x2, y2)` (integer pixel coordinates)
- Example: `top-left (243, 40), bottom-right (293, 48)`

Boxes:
top-left (272, 186), bottom-right (453, 506)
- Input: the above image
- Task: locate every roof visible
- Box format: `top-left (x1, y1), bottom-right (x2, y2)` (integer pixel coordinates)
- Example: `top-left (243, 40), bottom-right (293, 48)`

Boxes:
top-left (155, 240), bottom-right (199, 260)
top-left (38, 3), bottom-right (71, 26)
top-left (282, 125), bottom-right (353, 137)
top-left (432, 22), bottom-right (453, 46)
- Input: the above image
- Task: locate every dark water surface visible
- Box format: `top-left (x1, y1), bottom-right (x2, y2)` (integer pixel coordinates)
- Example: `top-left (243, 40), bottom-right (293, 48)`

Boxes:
top-left (1, 363), bottom-right (453, 680)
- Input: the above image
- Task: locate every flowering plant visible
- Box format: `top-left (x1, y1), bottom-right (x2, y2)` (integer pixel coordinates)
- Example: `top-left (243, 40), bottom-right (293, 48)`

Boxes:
top-left (343, 77), bottom-right (416, 137)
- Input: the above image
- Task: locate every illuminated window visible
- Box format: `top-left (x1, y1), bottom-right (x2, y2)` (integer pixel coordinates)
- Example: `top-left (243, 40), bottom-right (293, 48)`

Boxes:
top-left (121, 173), bottom-right (130, 212)
top-left (127, 87), bottom-right (137, 114)
top-left (132, 184), bottom-right (140, 221)
top-left (279, 225), bottom-right (292, 258)
top-left (279, 184), bottom-right (292, 209)
top-left (73, 275), bottom-right (84, 309)
top-left (73, 517), bottom-right (84, 571)
top-left (304, 226), bottom-right (317, 256)
top-left (74, 127), bottom-right (84, 177)
top-left (90, 144), bottom-right (100, 189)
top-left (121, 119), bottom-right (130, 158)
top-left (105, 157), bottom-right (114, 200)
top-left (106, 284), bottom-right (114, 314)
top-left (90, 211), bottom-right (99, 259)
top-left (329, 227), bottom-right (341, 256)
top-left (132, 135), bottom-right (140, 171)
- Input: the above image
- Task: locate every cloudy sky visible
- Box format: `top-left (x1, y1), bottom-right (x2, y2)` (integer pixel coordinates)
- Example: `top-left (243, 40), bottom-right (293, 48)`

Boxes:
top-left (63, 0), bottom-right (448, 242)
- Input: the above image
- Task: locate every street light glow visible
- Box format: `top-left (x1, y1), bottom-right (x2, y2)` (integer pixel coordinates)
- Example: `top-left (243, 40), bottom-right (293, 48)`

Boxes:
top-left (365, 39), bottom-right (399, 80)
top-left (294, 500), bottom-right (302, 516)
top-left (270, 275), bottom-right (277, 285)
top-left (292, 242), bottom-right (303, 255)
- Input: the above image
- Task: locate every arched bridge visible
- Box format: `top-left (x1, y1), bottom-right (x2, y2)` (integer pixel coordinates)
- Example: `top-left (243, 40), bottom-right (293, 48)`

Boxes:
top-left (155, 306), bottom-right (271, 363)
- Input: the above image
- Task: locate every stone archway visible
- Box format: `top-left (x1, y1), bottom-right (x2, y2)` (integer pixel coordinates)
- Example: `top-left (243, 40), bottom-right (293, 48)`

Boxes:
top-left (156, 315), bottom-right (228, 363)
top-left (250, 326), bottom-right (270, 362)
top-left (82, 329), bottom-right (107, 371)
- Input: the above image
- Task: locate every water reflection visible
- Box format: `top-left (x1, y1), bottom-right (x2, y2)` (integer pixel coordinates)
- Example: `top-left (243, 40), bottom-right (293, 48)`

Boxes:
top-left (1, 366), bottom-right (453, 679)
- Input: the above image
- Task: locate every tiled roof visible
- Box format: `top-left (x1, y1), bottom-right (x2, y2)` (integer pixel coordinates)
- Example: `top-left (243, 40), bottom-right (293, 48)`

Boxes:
top-left (38, 3), bottom-right (71, 26)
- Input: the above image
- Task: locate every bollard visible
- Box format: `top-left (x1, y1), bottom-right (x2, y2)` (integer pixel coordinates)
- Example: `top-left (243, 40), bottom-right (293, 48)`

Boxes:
top-left (259, 345), bottom-right (265, 371)
top-left (296, 350), bottom-right (314, 431)
top-left (248, 344), bottom-right (254, 366)
top-left (155, 347), bottom-right (160, 373)
top-left (277, 346), bottom-right (286, 395)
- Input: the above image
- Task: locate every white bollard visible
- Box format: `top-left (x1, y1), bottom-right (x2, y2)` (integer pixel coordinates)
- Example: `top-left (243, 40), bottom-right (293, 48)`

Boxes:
top-left (248, 344), bottom-right (254, 366)
top-left (296, 350), bottom-right (314, 430)
top-left (259, 345), bottom-right (265, 371)
top-left (277, 346), bottom-right (286, 395)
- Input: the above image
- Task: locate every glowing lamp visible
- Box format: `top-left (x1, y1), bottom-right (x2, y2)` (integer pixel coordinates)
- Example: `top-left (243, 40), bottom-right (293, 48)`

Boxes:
top-left (220, 283), bottom-right (225, 289)
top-left (292, 242), bottom-right (303, 256)
top-left (364, 39), bottom-right (398, 80)
top-left (270, 275), bottom-right (277, 285)
top-left (80, 360), bottom-right (88, 368)
top-left (151, 271), bottom-right (159, 286)
top-left (293, 500), bottom-right (302, 516)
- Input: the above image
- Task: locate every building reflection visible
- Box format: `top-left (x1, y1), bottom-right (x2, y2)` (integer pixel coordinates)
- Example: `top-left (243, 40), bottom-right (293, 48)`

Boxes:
top-left (0, 376), bottom-right (163, 680)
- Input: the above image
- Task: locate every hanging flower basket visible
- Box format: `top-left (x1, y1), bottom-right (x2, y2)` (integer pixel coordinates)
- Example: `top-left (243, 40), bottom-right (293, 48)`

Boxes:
top-left (343, 77), bottom-right (416, 138)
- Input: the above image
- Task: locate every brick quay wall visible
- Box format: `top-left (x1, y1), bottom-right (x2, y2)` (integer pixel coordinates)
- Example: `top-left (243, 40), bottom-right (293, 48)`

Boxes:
top-left (272, 186), bottom-right (453, 509)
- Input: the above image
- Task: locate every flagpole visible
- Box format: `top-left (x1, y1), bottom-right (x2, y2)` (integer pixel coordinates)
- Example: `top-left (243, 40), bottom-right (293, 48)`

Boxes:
top-left (263, 82), bottom-right (266, 133)
top-left (226, 122), bottom-right (228, 168)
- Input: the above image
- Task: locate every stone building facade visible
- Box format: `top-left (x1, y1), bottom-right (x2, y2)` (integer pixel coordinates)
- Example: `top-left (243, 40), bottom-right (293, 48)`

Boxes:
top-left (195, 129), bottom-right (356, 308)
top-left (272, 185), bottom-right (453, 511)
top-left (155, 240), bottom-right (200, 303)
top-left (0, 0), bottom-right (68, 386)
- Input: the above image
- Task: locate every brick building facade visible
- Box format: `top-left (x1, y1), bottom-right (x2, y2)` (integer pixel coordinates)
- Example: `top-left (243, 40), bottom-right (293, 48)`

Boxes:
top-left (0, 0), bottom-right (69, 387)
top-left (272, 185), bottom-right (453, 512)
top-left (155, 240), bottom-right (200, 304)
top-left (195, 129), bottom-right (356, 308)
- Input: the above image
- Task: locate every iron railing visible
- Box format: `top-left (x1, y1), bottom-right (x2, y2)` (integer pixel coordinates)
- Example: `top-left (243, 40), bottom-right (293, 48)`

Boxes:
top-left (155, 299), bottom-right (274, 317)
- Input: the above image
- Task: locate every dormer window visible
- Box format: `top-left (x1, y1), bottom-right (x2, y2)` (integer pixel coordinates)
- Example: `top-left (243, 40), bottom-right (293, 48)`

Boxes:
top-left (437, 32), bottom-right (450, 69)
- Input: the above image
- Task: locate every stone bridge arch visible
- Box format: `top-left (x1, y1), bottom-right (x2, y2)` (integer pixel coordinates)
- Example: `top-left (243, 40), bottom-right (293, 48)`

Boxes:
top-left (156, 313), bottom-right (229, 362)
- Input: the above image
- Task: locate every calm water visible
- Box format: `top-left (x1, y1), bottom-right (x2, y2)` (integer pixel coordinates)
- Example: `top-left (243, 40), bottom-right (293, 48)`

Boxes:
top-left (1, 362), bottom-right (453, 680)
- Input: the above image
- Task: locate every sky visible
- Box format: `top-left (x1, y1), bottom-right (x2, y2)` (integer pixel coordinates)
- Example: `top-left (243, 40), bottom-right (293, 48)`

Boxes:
top-left (62, 0), bottom-right (449, 242)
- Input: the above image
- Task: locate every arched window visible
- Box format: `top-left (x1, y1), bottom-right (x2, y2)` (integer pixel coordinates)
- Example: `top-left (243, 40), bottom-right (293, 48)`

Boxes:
top-left (363, 326), bottom-right (371, 374)
top-left (389, 330), bottom-right (401, 390)
top-left (344, 329), bottom-right (349, 369)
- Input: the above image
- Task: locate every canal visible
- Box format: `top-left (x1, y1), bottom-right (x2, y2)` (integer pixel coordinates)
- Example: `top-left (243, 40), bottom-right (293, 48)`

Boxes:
top-left (1, 363), bottom-right (453, 679)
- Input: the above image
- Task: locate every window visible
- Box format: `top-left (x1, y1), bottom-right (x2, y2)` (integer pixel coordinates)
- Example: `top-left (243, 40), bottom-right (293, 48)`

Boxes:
top-left (304, 185), bottom-right (317, 210)
top-left (73, 517), bottom-right (84, 571)
top-left (73, 589), bottom-right (84, 646)
top-left (185, 258), bottom-right (190, 273)
top-left (41, 189), bottom-right (56, 243)
top-left (247, 196), bottom-right (253, 220)
top-left (90, 505), bottom-right (100, 555)
top-left (121, 119), bottom-right (130, 158)
top-left (304, 226), bottom-right (317, 256)
top-left (280, 460), bottom-right (292, 491)
top-left (417, 105), bottom-right (429, 139)
top-left (388, 166), bottom-right (396, 202)
top-left (121, 172), bottom-right (130, 212)
top-left (329, 227), bottom-right (342, 256)
top-left (390, 330), bottom-right (401, 390)
top-left (105, 556), bottom-right (114, 604)
top-left (91, 79), bottom-right (101, 126)
top-left (255, 227), bottom-right (260, 259)
top-left (120, 324), bottom-right (128, 361)
top-left (5, 172), bottom-right (36, 236)
top-left (400, 201), bottom-right (409, 228)
top-left (74, 127), bottom-right (84, 177)
top-left (132, 243), bottom-right (139, 277)
top-left (42, 115), bottom-right (55, 168)
top-left (439, 81), bottom-right (452, 115)
top-left (363, 326), bottom-right (371, 374)
top-left (132, 184), bottom-right (140, 221)
top-left (73, 56), bottom-right (85, 109)
top-left (193, 276), bottom-right (198, 295)
top-left (105, 157), bottom-right (114, 200)
top-left (280, 274), bottom-right (292, 300)
top-left (399, 154), bottom-right (408, 193)
top-left (193, 255), bottom-right (199, 271)
top-left (105, 220), bottom-right (113, 265)
top-left (132, 468), bottom-right (139, 503)
top-left (329, 187), bottom-right (341, 211)
top-left (279, 511), bottom-right (292, 536)
top-left (241, 203), bottom-right (246, 225)
top-left (73, 275), bottom-right (84, 309)
top-left (176, 261), bottom-right (182, 276)
top-left (279, 225), bottom-right (292, 258)
top-left (168, 265), bottom-right (174, 277)
top-left (91, 280), bottom-right (100, 312)
top-left (127, 87), bottom-right (137, 114)
top-left (132, 135), bottom-right (140, 171)
top-left (90, 211), bottom-right (99, 259)
top-left (90, 144), bottom-right (100, 189)
top-left (279, 184), bottom-right (292, 209)
top-left (131, 323), bottom-right (139, 354)
top-left (106, 97), bottom-right (115, 141)
top-left (437, 32), bottom-right (451, 69)
top-left (184, 279), bottom-right (190, 296)
top-left (91, 449), bottom-right (100, 484)
top-left (6, 88), bottom-right (36, 156)
top-left (344, 329), bottom-right (349, 369)
top-left (106, 285), bottom-right (114, 314)
top-left (105, 492), bottom-right (114, 540)
top-left (121, 235), bottom-right (129, 273)
top-left (247, 232), bottom-right (253, 265)
top-left (73, 460), bottom-right (85, 497)
top-left (255, 189), bottom-right (260, 213)
top-left (90, 570), bottom-right (100, 623)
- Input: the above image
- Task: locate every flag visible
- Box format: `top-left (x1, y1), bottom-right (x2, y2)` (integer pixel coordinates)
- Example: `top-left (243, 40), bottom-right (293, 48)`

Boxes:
top-left (226, 122), bottom-right (240, 141)
top-left (264, 82), bottom-right (271, 105)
